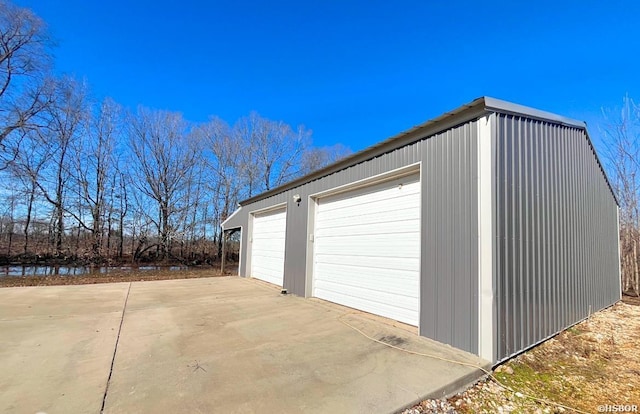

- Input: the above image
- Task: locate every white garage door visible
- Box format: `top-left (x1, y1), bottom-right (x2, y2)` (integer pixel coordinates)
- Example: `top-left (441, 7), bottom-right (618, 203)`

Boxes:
top-left (251, 207), bottom-right (287, 286)
top-left (313, 174), bottom-right (421, 326)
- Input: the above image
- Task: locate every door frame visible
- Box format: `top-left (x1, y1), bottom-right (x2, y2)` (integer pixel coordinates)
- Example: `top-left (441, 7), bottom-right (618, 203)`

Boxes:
top-left (304, 162), bottom-right (422, 309)
top-left (247, 202), bottom-right (287, 285)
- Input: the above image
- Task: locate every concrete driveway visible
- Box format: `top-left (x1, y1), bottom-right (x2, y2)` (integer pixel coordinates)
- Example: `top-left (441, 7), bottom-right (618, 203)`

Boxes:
top-left (0, 276), bottom-right (489, 414)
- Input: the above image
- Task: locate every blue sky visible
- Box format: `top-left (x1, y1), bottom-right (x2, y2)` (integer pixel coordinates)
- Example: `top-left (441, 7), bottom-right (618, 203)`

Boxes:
top-left (16, 0), bottom-right (640, 152)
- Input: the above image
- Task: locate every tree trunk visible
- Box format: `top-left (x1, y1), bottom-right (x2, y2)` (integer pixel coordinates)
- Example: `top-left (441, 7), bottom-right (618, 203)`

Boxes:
top-left (91, 210), bottom-right (101, 259)
top-left (7, 229), bottom-right (13, 256)
top-left (23, 187), bottom-right (35, 254)
top-left (160, 204), bottom-right (169, 261)
top-left (106, 212), bottom-right (112, 258)
top-left (55, 203), bottom-right (63, 256)
top-left (118, 214), bottom-right (124, 259)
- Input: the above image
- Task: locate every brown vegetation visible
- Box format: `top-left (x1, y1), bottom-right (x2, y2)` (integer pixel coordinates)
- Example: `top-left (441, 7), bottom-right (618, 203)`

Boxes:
top-left (0, 266), bottom-right (233, 288)
top-left (403, 297), bottom-right (640, 413)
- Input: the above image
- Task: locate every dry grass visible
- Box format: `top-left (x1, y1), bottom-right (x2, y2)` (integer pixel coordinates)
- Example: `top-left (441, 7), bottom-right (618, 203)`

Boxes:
top-left (404, 296), bottom-right (640, 413)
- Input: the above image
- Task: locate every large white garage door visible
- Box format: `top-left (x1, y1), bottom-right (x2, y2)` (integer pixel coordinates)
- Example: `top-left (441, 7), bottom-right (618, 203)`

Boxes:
top-left (313, 174), bottom-right (421, 326)
top-left (251, 207), bottom-right (286, 286)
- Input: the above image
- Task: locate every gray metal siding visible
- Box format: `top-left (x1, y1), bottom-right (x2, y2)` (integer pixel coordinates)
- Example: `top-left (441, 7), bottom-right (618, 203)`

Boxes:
top-left (225, 100), bottom-right (621, 363)
top-left (227, 121), bottom-right (480, 355)
top-left (420, 122), bottom-right (479, 354)
top-left (494, 114), bottom-right (620, 362)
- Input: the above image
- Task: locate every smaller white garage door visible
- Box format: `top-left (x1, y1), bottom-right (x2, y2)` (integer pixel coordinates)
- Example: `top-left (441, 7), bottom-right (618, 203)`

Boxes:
top-left (250, 207), bottom-right (287, 286)
top-left (313, 174), bottom-right (421, 326)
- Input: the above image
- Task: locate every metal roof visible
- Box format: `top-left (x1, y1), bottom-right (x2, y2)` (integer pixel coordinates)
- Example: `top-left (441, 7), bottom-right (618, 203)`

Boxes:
top-left (483, 97), bottom-right (586, 129)
top-left (239, 97), bottom-right (616, 206)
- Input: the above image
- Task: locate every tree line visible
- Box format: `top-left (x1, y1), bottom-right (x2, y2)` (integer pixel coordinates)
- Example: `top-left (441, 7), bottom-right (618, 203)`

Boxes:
top-left (601, 96), bottom-right (640, 297)
top-left (0, 1), bottom-right (348, 265)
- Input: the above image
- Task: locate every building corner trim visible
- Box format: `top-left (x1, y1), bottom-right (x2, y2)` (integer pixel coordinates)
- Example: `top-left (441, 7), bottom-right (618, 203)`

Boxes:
top-left (477, 115), bottom-right (495, 362)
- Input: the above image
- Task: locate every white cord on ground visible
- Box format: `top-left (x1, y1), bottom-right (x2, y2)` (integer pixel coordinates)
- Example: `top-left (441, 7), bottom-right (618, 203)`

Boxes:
top-left (337, 313), bottom-right (589, 414)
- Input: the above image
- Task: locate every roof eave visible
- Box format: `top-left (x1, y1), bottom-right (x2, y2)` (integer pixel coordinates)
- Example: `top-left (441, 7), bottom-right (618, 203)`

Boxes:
top-left (239, 97), bottom-right (488, 206)
top-left (483, 97), bottom-right (587, 129)
top-left (238, 96), bottom-right (618, 207)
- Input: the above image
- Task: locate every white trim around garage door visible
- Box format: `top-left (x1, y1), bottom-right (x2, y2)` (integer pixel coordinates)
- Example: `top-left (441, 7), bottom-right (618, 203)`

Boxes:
top-left (305, 163), bottom-right (422, 326)
top-left (248, 203), bottom-right (287, 287)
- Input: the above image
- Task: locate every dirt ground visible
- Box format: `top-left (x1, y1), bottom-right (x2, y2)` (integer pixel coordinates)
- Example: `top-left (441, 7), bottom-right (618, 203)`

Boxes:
top-left (0, 266), bottom-right (231, 288)
top-left (403, 294), bottom-right (640, 414)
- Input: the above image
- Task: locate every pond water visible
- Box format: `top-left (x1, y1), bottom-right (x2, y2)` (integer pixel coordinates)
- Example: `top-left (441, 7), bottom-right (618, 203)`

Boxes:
top-left (0, 265), bottom-right (188, 277)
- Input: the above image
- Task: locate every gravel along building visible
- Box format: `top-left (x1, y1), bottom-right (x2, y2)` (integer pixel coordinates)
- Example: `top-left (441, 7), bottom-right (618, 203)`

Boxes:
top-left (221, 97), bottom-right (621, 364)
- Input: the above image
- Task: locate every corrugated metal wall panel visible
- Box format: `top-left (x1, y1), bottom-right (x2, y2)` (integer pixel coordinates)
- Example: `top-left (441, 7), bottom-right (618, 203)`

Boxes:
top-left (227, 120), bottom-right (480, 355)
top-left (420, 122), bottom-right (478, 354)
top-left (494, 114), bottom-right (619, 362)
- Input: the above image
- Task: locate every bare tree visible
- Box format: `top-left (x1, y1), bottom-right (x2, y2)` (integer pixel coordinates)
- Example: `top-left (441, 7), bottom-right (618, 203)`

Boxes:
top-left (601, 95), bottom-right (640, 296)
top-left (235, 112), bottom-right (312, 196)
top-left (234, 114), bottom-right (260, 198)
top-left (0, 189), bottom-right (17, 254)
top-left (9, 128), bottom-right (48, 254)
top-left (0, 17), bottom-right (354, 266)
top-left (128, 107), bottom-right (198, 261)
top-left (0, 1), bottom-right (54, 158)
top-left (179, 154), bottom-right (206, 260)
top-left (194, 117), bottom-right (244, 257)
top-left (300, 143), bottom-right (351, 175)
top-left (71, 97), bottom-right (122, 260)
top-left (113, 169), bottom-right (129, 259)
top-left (31, 77), bottom-right (89, 256)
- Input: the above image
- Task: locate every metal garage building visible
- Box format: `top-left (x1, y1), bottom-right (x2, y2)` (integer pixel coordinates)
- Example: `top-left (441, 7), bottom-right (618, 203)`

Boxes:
top-left (221, 97), bottom-right (621, 364)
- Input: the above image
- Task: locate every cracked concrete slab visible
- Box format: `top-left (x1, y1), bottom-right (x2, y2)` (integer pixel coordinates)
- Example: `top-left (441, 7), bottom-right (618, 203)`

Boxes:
top-left (0, 277), bottom-right (489, 414)
top-left (0, 284), bottom-right (128, 414)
